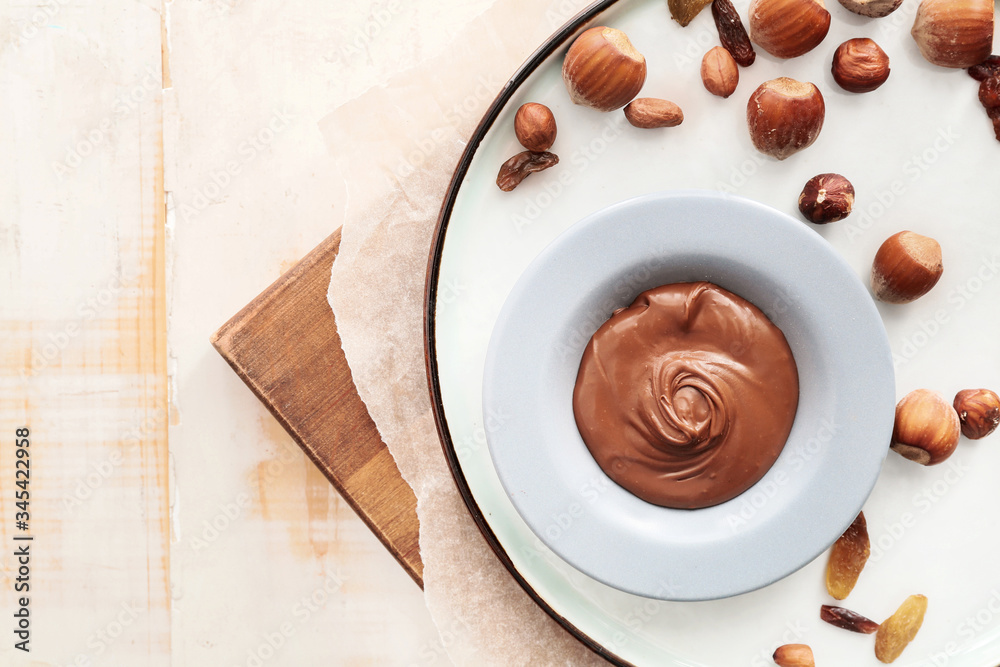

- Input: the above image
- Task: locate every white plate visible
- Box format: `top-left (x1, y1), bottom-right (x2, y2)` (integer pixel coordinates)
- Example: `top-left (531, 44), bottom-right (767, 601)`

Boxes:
top-left (483, 191), bottom-right (894, 601)
top-left (426, 0), bottom-right (1000, 664)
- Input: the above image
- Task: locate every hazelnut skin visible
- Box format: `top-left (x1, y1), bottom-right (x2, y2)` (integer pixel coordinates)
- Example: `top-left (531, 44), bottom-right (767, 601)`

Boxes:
top-left (798, 173), bottom-right (854, 223)
top-left (514, 103), bottom-right (557, 152)
top-left (891, 389), bottom-right (961, 465)
top-left (954, 389), bottom-right (1000, 439)
top-left (871, 231), bottom-right (943, 304)
top-left (833, 38), bottom-right (891, 93)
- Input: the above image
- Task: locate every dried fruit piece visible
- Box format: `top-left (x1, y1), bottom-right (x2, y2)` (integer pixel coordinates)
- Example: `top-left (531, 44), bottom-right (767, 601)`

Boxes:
top-left (875, 595), bottom-right (928, 663)
top-left (954, 389), bottom-right (1000, 439)
top-left (496, 151), bottom-right (559, 192)
top-left (712, 0), bottom-right (756, 66)
top-left (624, 98), bottom-right (684, 128)
top-left (773, 644), bottom-right (815, 667)
top-left (821, 605), bottom-right (880, 634)
top-left (968, 55), bottom-right (1000, 81)
top-left (978, 76), bottom-right (1000, 141)
top-left (669, 0), bottom-right (714, 26)
top-left (825, 512), bottom-right (870, 600)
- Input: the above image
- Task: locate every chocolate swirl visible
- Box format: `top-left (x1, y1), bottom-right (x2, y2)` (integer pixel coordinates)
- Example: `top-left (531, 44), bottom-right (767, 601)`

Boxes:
top-left (573, 282), bottom-right (799, 509)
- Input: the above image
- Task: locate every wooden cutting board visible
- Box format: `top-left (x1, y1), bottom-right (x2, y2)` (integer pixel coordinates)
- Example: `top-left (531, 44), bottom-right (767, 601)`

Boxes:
top-left (210, 228), bottom-right (422, 586)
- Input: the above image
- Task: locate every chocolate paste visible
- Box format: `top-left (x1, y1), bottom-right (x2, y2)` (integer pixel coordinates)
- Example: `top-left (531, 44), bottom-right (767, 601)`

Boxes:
top-left (572, 282), bottom-right (799, 509)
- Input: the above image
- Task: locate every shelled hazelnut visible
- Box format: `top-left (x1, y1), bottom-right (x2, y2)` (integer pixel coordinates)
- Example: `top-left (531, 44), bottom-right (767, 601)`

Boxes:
top-left (953, 389), bottom-right (1000, 439)
top-left (514, 103), bottom-right (557, 152)
top-left (833, 38), bottom-right (891, 93)
top-left (798, 173), bottom-right (854, 223)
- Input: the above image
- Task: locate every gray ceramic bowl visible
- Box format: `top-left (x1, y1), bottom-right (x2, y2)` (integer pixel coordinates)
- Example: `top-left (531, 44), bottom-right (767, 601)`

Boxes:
top-left (482, 190), bottom-right (895, 601)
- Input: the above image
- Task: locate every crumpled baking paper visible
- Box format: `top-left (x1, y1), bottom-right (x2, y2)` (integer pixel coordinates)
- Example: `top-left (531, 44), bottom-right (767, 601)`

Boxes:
top-left (324, 1), bottom-right (610, 664)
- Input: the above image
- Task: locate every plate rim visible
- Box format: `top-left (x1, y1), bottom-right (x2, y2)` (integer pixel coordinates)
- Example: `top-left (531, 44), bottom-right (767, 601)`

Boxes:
top-left (422, 0), bottom-right (635, 664)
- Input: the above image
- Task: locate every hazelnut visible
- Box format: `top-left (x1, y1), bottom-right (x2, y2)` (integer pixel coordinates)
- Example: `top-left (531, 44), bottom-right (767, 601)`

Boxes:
top-left (833, 38), bottom-right (891, 93)
top-left (838, 0), bottom-right (903, 16)
top-left (514, 103), bottom-right (557, 152)
top-left (701, 46), bottom-right (739, 98)
top-left (891, 389), bottom-right (961, 466)
top-left (623, 98), bottom-right (684, 128)
top-left (748, 0), bottom-right (831, 59)
top-left (871, 231), bottom-right (943, 304)
top-left (773, 644), bottom-right (815, 667)
top-left (954, 389), bottom-right (1000, 439)
top-left (562, 26), bottom-right (646, 112)
top-left (798, 173), bottom-right (854, 223)
top-left (912, 0), bottom-right (994, 68)
top-left (746, 78), bottom-right (825, 160)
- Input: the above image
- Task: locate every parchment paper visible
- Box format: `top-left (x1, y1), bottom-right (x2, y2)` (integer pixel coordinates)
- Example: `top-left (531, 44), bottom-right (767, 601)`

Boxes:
top-left (324, 1), bottom-right (608, 664)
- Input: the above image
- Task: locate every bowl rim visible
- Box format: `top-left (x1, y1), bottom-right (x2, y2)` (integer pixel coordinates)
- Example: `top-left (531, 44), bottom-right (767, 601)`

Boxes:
top-left (480, 189), bottom-right (895, 601)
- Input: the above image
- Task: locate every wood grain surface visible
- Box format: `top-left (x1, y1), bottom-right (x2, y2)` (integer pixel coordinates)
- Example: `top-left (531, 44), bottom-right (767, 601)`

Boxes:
top-left (211, 228), bottom-right (423, 586)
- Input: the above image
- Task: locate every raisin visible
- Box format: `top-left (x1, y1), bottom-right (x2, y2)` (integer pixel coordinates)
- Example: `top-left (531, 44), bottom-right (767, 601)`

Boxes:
top-left (496, 151), bottom-right (559, 192)
top-left (825, 512), bottom-right (870, 600)
top-left (820, 604), bottom-right (880, 634)
top-left (969, 55), bottom-right (1000, 82)
top-left (979, 76), bottom-right (1000, 141)
top-left (875, 594), bottom-right (928, 663)
top-left (711, 0), bottom-right (756, 67)
top-left (668, 0), bottom-right (713, 26)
